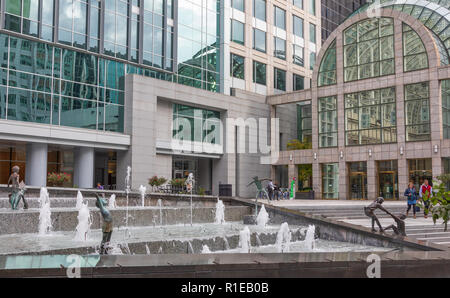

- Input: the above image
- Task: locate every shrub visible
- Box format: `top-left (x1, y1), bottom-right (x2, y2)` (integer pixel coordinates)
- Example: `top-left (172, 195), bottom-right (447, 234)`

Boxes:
top-left (47, 172), bottom-right (71, 186)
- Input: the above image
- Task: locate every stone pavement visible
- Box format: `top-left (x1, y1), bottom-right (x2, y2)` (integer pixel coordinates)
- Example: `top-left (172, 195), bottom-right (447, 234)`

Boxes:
top-left (253, 199), bottom-right (450, 249)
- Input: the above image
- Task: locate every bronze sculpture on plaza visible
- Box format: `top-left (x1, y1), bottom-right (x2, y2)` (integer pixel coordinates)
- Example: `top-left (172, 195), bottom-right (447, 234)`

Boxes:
top-left (364, 197), bottom-right (392, 233)
top-left (7, 166), bottom-right (28, 210)
top-left (95, 193), bottom-right (113, 254)
top-left (382, 213), bottom-right (407, 236)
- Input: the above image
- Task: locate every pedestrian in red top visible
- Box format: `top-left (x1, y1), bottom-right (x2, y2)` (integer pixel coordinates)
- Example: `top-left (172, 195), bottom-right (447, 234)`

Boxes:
top-left (419, 179), bottom-right (433, 219)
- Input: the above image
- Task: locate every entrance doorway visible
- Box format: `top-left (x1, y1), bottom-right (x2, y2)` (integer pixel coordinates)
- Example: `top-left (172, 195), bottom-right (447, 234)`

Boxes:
top-left (377, 160), bottom-right (399, 200)
top-left (348, 162), bottom-right (367, 199)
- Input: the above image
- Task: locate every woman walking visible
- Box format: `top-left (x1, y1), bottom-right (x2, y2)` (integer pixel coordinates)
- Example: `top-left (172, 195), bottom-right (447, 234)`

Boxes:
top-left (404, 181), bottom-right (418, 219)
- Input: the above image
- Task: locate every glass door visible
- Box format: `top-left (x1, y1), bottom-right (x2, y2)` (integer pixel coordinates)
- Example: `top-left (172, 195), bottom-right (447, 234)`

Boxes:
top-left (377, 160), bottom-right (398, 200)
top-left (348, 162), bottom-right (368, 200)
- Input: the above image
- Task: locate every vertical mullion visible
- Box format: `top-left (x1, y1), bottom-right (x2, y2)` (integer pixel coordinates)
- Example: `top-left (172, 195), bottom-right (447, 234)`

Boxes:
top-left (86, 0), bottom-right (91, 50)
top-left (0, 0), bottom-right (5, 29)
top-left (38, 0), bottom-right (43, 38)
top-left (99, 0), bottom-right (104, 54)
top-left (54, 0), bottom-right (59, 43)
top-left (138, 1), bottom-right (143, 65)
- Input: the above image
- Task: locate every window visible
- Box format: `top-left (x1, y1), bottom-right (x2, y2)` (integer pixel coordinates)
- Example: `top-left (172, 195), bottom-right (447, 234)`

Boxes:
top-left (274, 68), bottom-right (286, 91)
top-left (274, 6), bottom-right (286, 30)
top-left (231, 54), bottom-right (245, 79)
top-left (309, 0), bottom-right (315, 15)
top-left (322, 163), bottom-right (339, 199)
top-left (103, 0), bottom-right (129, 59)
top-left (253, 61), bottom-right (266, 85)
top-left (293, 0), bottom-right (303, 10)
top-left (318, 40), bottom-right (336, 86)
top-left (405, 82), bottom-right (430, 142)
top-left (297, 102), bottom-right (311, 142)
top-left (309, 23), bottom-right (316, 44)
top-left (232, 0), bottom-right (244, 12)
top-left (310, 52), bottom-right (316, 70)
top-left (345, 87), bottom-right (397, 146)
top-left (274, 37), bottom-right (286, 60)
top-left (403, 23), bottom-right (428, 72)
top-left (5, 0), bottom-right (40, 37)
top-left (293, 44), bottom-right (304, 66)
top-left (344, 18), bottom-right (395, 82)
top-left (253, 0), bottom-right (266, 21)
top-left (231, 20), bottom-right (245, 45)
top-left (318, 96), bottom-right (338, 148)
top-left (253, 28), bottom-right (266, 52)
top-left (442, 80), bottom-right (450, 139)
top-left (293, 16), bottom-right (304, 38)
top-left (293, 74), bottom-right (304, 91)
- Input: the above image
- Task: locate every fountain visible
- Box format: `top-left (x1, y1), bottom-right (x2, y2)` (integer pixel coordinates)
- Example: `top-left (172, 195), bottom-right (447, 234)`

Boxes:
top-left (157, 199), bottom-right (163, 226)
top-left (238, 226), bottom-right (251, 253)
top-left (124, 166), bottom-right (131, 238)
top-left (74, 201), bottom-right (91, 241)
top-left (303, 225), bottom-right (316, 250)
top-left (139, 185), bottom-right (146, 207)
top-left (108, 194), bottom-right (117, 209)
top-left (275, 222), bottom-right (291, 253)
top-left (215, 198), bottom-right (225, 224)
top-left (201, 245), bottom-right (211, 253)
top-left (76, 191), bottom-right (83, 210)
top-left (145, 244), bottom-right (151, 255)
top-left (38, 188), bottom-right (52, 235)
top-left (256, 205), bottom-right (269, 227)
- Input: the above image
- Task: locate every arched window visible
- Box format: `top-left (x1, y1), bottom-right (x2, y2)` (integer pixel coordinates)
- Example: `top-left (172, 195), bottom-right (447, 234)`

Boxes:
top-left (343, 17), bottom-right (394, 82)
top-left (317, 39), bottom-right (336, 86)
top-left (402, 23), bottom-right (428, 72)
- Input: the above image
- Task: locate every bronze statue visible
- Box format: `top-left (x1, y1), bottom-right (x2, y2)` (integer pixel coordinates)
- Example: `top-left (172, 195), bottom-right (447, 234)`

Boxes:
top-left (382, 214), bottom-right (407, 236)
top-left (7, 166), bottom-right (28, 210)
top-left (95, 194), bottom-right (113, 254)
top-left (364, 197), bottom-right (392, 233)
top-left (247, 176), bottom-right (270, 200)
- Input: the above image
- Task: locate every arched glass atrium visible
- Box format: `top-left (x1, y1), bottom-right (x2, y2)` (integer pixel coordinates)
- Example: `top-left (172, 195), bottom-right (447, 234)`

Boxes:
top-left (271, 2), bottom-right (450, 201)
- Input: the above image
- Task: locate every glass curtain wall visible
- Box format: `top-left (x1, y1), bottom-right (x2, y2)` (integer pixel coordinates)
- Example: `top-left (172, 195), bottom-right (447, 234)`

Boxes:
top-left (318, 96), bottom-right (338, 148)
top-left (405, 82), bottom-right (430, 142)
top-left (317, 40), bottom-right (336, 86)
top-left (403, 23), bottom-right (428, 72)
top-left (297, 101), bottom-right (312, 143)
top-left (322, 163), bottom-right (339, 199)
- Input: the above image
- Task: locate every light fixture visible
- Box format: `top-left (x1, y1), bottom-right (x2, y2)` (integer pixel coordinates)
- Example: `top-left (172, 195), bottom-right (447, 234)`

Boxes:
top-left (289, 154), bottom-right (293, 161)
top-left (340, 151), bottom-right (344, 159)
top-left (434, 144), bottom-right (439, 154)
top-left (313, 152), bottom-right (317, 160)
top-left (400, 146), bottom-right (404, 156)
top-left (368, 149), bottom-right (372, 157)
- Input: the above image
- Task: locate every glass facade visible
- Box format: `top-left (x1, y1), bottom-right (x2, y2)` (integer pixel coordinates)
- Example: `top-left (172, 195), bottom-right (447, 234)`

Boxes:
top-left (253, 60), bottom-right (266, 85)
top-left (297, 101), bottom-right (311, 143)
top-left (253, 29), bottom-right (266, 53)
top-left (230, 53), bottom-right (244, 80)
top-left (274, 68), bottom-right (286, 91)
top-left (318, 96), bottom-right (337, 148)
top-left (344, 17), bottom-right (395, 82)
top-left (322, 163), bottom-right (339, 199)
top-left (345, 87), bottom-right (397, 146)
top-left (403, 23), bottom-right (428, 72)
top-left (172, 104), bottom-right (221, 145)
top-left (405, 82), bottom-right (430, 142)
top-left (317, 40), bottom-right (336, 86)
top-left (443, 79), bottom-right (450, 139)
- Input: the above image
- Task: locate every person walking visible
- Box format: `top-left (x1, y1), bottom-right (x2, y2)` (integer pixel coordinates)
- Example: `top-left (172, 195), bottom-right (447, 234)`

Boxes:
top-left (419, 179), bottom-right (433, 219)
top-left (404, 181), bottom-right (418, 219)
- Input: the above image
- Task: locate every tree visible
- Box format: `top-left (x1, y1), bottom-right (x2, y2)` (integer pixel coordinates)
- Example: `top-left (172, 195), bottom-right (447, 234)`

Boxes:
top-left (286, 139), bottom-right (312, 151)
top-left (418, 178), bottom-right (450, 231)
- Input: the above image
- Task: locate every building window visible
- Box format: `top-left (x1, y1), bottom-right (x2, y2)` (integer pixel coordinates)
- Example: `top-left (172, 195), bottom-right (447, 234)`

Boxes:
top-left (5, 0), bottom-right (41, 38)
top-left (405, 82), bottom-right (431, 142)
top-left (344, 17), bottom-right (395, 82)
top-left (232, 0), bottom-right (245, 12)
top-left (310, 52), bottom-right (316, 70)
top-left (293, 44), bottom-right (304, 66)
top-left (309, 23), bottom-right (316, 44)
top-left (293, 0), bottom-right (303, 10)
top-left (403, 23), bottom-right (428, 72)
top-left (274, 68), bottom-right (286, 91)
top-left (103, 0), bottom-right (130, 59)
top-left (253, 0), bottom-right (266, 21)
top-left (253, 28), bottom-right (266, 53)
top-left (274, 6), bottom-right (286, 30)
top-left (408, 159), bottom-right (432, 191)
top-left (309, 0), bottom-right (316, 16)
top-left (293, 74), bottom-right (304, 91)
top-left (143, 0), bottom-right (168, 68)
top-left (345, 87), bottom-right (397, 146)
top-left (58, 0), bottom-right (89, 49)
top-left (293, 15), bottom-right (304, 38)
top-left (172, 104), bottom-right (221, 145)
top-left (318, 40), bottom-right (336, 86)
top-left (231, 20), bottom-right (245, 45)
top-left (443, 80), bottom-right (450, 139)
top-left (274, 37), bottom-right (286, 60)
top-left (297, 101), bottom-right (311, 143)
top-left (318, 96), bottom-right (338, 148)
top-left (253, 61), bottom-right (266, 85)
top-left (322, 163), bottom-right (339, 199)
top-left (231, 54), bottom-right (245, 79)
top-left (348, 162), bottom-right (367, 200)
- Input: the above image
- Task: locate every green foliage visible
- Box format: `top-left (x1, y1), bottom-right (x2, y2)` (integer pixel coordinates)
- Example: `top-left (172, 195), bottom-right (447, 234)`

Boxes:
top-left (198, 187), bottom-right (206, 196)
top-left (286, 139), bottom-right (312, 151)
top-left (298, 164), bottom-right (312, 184)
top-left (148, 176), bottom-right (167, 187)
top-left (170, 178), bottom-right (186, 188)
top-left (417, 180), bottom-right (450, 231)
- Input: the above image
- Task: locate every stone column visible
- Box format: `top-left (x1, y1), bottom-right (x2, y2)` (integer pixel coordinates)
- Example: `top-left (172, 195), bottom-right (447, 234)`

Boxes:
top-left (74, 147), bottom-right (94, 189)
top-left (25, 143), bottom-right (48, 187)
top-left (338, 158), bottom-right (347, 200)
top-left (398, 157), bottom-right (408, 201)
top-left (312, 162), bottom-right (321, 199)
top-left (367, 159), bottom-right (377, 200)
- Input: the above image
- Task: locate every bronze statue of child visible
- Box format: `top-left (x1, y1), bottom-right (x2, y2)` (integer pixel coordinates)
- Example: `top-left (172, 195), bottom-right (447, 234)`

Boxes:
top-left (95, 193), bottom-right (113, 254)
top-left (364, 197), bottom-right (392, 233)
